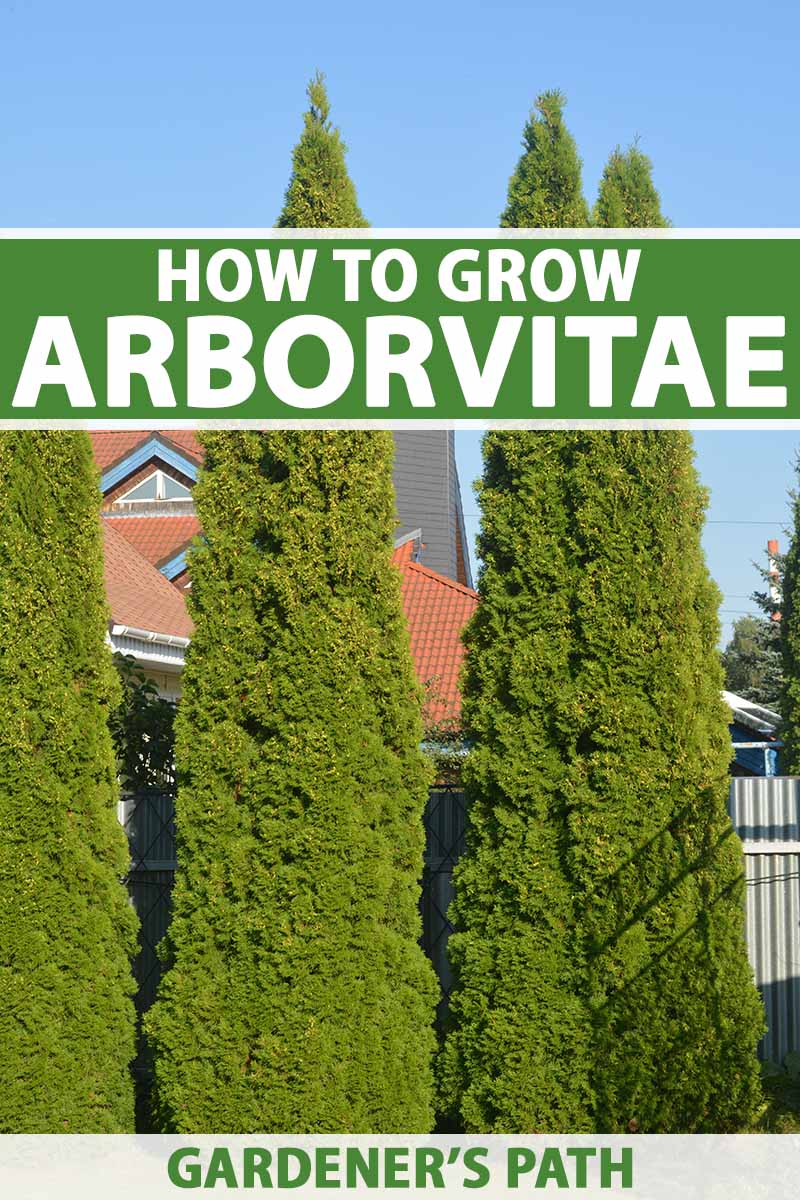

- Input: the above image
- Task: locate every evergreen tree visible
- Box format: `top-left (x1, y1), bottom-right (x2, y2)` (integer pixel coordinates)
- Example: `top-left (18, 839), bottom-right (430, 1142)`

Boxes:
top-left (500, 90), bottom-right (588, 228)
top-left (441, 88), bottom-right (594, 1132)
top-left (146, 432), bottom-right (438, 1132)
top-left (593, 142), bottom-right (669, 227)
top-left (277, 72), bottom-right (368, 228)
top-left (443, 432), bottom-right (764, 1132)
top-left (718, 544), bottom-right (783, 712)
top-left (721, 614), bottom-right (782, 710)
top-left (0, 432), bottom-right (137, 1132)
top-left (439, 433), bottom-right (594, 1132)
top-left (779, 470), bottom-right (800, 771)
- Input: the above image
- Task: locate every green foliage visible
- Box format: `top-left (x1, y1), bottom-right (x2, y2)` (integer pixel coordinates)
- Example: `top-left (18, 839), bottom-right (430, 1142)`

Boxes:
top-left (593, 142), bottom-right (669, 227)
top-left (146, 431), bottom-right (438, 1132)
top-left (439, 433), bottom-right (594, 1132)
top-left (0, 432), bottom-right (137, 1132)
top-left (500, 90), bottom-right (588, 228)
top-left (778, 468), bottom-right (800, 771)
top-left (750, 1062), bottom-right (800, 1132)
top-left (420, 676), bottom-right (465, 785)
top-left (110, 654), bottom-right (176, 792)
top-left (721, 614), bottom-right (782, 710)
top-left (442, 431), bottom-right (764, 1132)
top-left (277, 72), bottom-right (368, 228)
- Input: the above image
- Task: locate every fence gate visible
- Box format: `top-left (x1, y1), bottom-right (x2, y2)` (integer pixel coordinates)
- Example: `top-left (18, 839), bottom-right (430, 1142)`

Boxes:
top-left (729, 776), bottom-right (800, 1066)
top-left (120, 787), bottom-right (177, 1015)
top-left (119, 785), bottom-right (176, 1118)
top-left (420, 784), bottom-right (467, 1022)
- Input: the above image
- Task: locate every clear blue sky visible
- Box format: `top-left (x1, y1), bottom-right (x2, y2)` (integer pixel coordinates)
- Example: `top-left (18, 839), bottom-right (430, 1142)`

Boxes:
top-left (3, 0), bottom-right (799, 643)
top-left (456, 432), bottom-right (797, 646)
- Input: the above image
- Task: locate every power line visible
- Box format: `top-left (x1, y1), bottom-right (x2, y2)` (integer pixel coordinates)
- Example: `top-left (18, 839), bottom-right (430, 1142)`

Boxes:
top-left (462, 513), bottom-right (784, 525)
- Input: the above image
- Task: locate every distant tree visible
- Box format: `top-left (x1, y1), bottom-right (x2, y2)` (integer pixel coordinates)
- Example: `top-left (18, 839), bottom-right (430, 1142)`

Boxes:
top-left (442, 432), bottom-right (765, 1132)
top-left (277, 72), bottom-right (368, 228)
top-left (721, 614), bottom-right (782, 710)
top-left (0, 432), bottom-right (137, 1132)
top-left (593, 142), bottom-right (669, 227)
top-left (500, 89), bottom-right (589, 227)
top-left (778, 473), bottom-right (800, 771)
top-left (146, 432), bottom-right (438, 1132)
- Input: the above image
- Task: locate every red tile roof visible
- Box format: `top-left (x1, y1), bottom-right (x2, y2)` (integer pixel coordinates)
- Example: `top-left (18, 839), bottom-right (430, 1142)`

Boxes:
top-left (104, 514), bottom-right (200, 570)
top-left (91, 430), bottom-right (203, 472)
top-left (101, 520), bottom-right (475, 721)
top-left (103, 522), bottom-right (194, 640)
top-left (93, 437), bottom-right (476, 722)
top-left (392, 547), bottom-right (478, 725)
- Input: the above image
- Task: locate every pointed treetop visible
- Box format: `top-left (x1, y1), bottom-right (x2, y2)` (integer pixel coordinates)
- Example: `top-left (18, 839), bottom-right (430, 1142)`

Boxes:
top-left (306, 70), bottom-right (330, 125)
top-left (500, 89), bottom-right (589, 229)
top-left (593, 141), bottom-right (669, 228)
top-left (277, 71), bottom-right (369, 229)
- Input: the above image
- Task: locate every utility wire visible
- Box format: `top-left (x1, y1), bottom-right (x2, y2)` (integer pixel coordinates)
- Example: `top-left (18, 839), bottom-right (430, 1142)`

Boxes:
top-left (462, 514), bottom-right (784, 525)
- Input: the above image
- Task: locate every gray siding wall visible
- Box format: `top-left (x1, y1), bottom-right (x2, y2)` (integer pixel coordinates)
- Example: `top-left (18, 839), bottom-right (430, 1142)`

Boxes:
top-left (392, 431), bottom-right (472, 586)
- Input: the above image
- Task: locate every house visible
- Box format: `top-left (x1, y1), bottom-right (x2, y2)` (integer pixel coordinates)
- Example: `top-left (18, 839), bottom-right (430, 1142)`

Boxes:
top-left (92, 431), bottom-right (477, 720)
top-left (95, 432), bottom-right (768, 768)
top-left (724, 690), bottom-right (782, 777)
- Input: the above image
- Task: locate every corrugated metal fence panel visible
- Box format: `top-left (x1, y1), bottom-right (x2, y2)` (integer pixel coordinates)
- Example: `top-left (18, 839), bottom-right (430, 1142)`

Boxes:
top-left (729, 776), bottom-right (800, 1065)
top-left (744, 853), bottom-right (800, 1064)
top-left (120, 779), bottom-right (799, 1064)
top-left (729, 775), bottom-right (800, 843)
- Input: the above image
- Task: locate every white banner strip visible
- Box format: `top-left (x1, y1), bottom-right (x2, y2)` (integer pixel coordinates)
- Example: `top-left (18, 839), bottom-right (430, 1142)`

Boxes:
top-left (1, 1134), bottom-right (797, 1200)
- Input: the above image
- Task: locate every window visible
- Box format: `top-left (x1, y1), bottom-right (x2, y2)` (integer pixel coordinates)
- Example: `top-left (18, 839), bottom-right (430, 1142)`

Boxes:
top-left (118, 470), bottom-right (192, 503)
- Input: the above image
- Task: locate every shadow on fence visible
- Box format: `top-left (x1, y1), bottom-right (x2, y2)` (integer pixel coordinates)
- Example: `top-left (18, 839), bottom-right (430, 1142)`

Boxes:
top-left (120, 775), bottom-right (800, 1124)
top-left (119, 786), bottom-right (176, 1127)
top-left (120, 781), bottom-right (467, 1123)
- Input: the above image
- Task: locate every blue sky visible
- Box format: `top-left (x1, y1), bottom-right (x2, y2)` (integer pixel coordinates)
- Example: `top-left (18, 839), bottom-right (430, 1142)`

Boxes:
top-left (3, 0), bottom-right (799, 642)
top-left (456, 432), bottom-right (797, 646)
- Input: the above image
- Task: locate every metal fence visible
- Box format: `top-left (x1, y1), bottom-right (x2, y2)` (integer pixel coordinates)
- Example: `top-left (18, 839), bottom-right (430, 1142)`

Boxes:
top-left (729, 775), bottom-right (800, 1066)
top-left (121, 777), bottom-right (799, 1069)
top-left (120, 783), bottom-right (466, 1028)
top-left (119, 788), bottom-right (177, 1018)
top-left (420, 784), bottom-right (467, 1022)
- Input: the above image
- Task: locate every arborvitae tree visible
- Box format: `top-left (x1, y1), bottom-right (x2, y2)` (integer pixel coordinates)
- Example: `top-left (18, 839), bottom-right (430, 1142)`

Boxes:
top-left (564, 433), bottom-right (763, 1131)
top-left (722, 614), bottom-right (782, 710)
top-left (593, 142), bottom-right (669, 227)
top-left (500, 90), bottom-right (588, 228)
top-left (277, 72), bottom-right (368, 228)
top-left (0, 432), bottom-right (137, 1132)
top-left (779, 470), bottom-right (800, 771)
top-left (443, 432), bottom-right (765, 1132)
top-left (440, 88), bottom-right (595, 1133)
top-left (146, 432), bottom-right (438, 1132)
top-left (439, 433), bottom-right (594, 1132)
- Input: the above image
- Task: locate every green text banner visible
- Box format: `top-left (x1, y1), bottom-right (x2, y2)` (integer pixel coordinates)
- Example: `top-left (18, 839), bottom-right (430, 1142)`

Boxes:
top-left (1, 231), bottom-right (798, 425)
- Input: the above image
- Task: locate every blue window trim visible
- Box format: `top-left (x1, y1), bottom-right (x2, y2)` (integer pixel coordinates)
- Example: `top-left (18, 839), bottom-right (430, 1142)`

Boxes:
top-left (101, 436), bottom-right (199, 493)
top-left (160, 550), bottom-right (188, 581)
